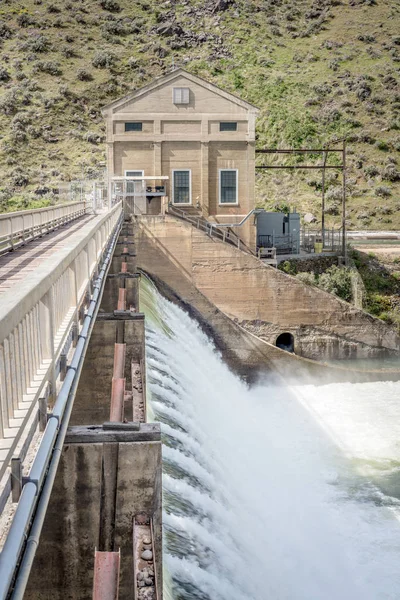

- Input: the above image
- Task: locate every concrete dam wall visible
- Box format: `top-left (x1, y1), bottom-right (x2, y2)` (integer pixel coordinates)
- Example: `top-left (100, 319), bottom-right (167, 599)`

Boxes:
top-left (137, 215), bottom-right (400, 361)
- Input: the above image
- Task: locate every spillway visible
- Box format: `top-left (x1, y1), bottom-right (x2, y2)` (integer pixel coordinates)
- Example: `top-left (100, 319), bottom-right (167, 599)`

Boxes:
top-left (141, 278), bottom-right (400, 600)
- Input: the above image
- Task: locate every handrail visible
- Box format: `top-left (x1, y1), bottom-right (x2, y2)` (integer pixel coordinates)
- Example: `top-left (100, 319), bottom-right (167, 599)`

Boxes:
top-left (0, 201), bottom-right (86, 220)
top-left (167, 205), bottom-right (257, 256)
top-left (208, 208), bottom-right (263, 229)
top-left (0, 201), bottom-right (88, 254)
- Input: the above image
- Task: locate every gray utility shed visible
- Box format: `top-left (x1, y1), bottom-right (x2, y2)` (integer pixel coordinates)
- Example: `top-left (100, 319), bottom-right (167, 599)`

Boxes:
top-left (256, 211), bottom-right (300, 255)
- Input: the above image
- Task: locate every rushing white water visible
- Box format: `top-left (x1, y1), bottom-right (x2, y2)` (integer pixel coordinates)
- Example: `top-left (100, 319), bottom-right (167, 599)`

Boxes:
top-left (141, 278), bottom-right (400, 600)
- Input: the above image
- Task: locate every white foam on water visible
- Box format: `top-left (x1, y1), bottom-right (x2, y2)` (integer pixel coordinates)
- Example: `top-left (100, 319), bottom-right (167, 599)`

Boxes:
top-left (142, 278), bottom-right (400, 599)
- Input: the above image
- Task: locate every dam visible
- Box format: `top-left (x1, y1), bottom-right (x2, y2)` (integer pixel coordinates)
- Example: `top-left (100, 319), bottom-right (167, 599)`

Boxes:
top-left (0, 206), bottom-right (400, 599)
top-left (1, 68), bottom-right (400, 600)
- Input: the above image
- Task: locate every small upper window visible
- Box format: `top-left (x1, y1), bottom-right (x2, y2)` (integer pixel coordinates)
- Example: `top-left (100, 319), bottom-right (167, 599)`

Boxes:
top-left (125, 122), bottom-right (143, 132)
top-left (220, 122), bottom-right (237, 132)
top-left (173, 87), bottom-right (190, 104)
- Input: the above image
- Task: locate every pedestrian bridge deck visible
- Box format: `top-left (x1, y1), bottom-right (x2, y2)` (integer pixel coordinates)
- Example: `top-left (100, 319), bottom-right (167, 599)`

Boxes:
top-left (0, 205), bottom-right (121, 509)
top-left (0, 214), bottom-right (94, 295)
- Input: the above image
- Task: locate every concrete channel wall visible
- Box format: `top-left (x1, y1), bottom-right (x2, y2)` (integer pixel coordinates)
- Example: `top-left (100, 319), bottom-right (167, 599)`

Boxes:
top-left (25, 218), bottom-right (163, 599)
top-left (137, 215), bottom-right (400, 361)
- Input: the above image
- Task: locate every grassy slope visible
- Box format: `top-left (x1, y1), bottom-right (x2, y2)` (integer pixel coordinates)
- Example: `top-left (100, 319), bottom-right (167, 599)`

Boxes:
top-left (0, 0), bottom-right (399, 224)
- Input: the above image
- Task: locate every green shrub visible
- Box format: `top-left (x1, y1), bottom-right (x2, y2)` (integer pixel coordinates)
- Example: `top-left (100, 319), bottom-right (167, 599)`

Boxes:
top-left (375, 140), bottom-right (390, 151)
top-left (318, 266), bottom-right (353, 302)
top-left (279, 260), bottom-right (297, 275)
top-left (100, 0), bottom-right (121, 12)
top-left (365, 293), bottom-right (392, 316)
top-left (375, 185), bottom-right (391, 197)
top-left (296, 272), bottom-right (316, 286)
top-left (77, 68), bottom-right (93, 81)
top-left (0, 67), bottom-right (10, 82)
top-left (34, 61), bottom-right (62, 76)
top-left (92, 51), bottom-right (115, 68)
top-left (22, 35), bottom-right (50, 53)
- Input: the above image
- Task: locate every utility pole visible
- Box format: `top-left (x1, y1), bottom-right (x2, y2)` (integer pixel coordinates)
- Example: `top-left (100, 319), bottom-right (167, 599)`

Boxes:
top-left (321, 150), bottom-right (327, 248)
top-left (342, 140), bottom-right (347, 263)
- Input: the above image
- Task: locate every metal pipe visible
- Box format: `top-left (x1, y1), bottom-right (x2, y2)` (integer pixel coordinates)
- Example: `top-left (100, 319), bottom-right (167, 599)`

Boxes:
top-left (1, 212), bottom-right (123, 600)
top-left (0, 482), bottom-right (37, 599)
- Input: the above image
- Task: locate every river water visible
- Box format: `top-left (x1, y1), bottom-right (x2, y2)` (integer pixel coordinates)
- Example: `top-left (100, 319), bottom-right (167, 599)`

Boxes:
top-left (140, 278), bottom-right (400, 600)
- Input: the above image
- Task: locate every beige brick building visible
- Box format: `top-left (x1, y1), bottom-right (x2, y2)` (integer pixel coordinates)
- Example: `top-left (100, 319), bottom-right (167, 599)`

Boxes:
top-left (101, 69), bottom-right (259, 242)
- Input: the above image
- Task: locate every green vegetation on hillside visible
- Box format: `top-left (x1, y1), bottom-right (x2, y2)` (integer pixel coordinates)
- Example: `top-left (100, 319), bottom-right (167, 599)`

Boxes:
top-left (351, 248), bottom-right (400, 326)
top-left (0, 0), bottom-right (399, 223)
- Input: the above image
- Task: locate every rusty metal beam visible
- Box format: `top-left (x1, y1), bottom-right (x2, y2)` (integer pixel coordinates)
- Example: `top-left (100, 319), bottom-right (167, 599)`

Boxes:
top-left (93, 550), bottom-right (120, 600)
top-left (256, 165), bottom-right (344, 169)
top-left (110, 378), bottom-right (125, 422)
top-left (113, 343), bottom-right (126, 379)
top-left (117, 288), bottom-right (127, 311)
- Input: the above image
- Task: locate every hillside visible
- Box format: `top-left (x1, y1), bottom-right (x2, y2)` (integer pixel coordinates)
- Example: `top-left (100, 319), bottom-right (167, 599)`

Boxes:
top-left (0, 0), bottom-right (399, 228)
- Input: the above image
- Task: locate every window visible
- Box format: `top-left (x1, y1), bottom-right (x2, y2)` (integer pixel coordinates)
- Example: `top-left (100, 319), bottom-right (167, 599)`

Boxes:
top-left (125, 122), bottom-right (142, 132)
top-left (219, 169), bottom-right (238, 204)
top-left (172, 170), bottom-right (191, 204)
top-left (173, 87), bottom-right (190, 104)
top-left (125, 170), bottom-right (144, 194)
top-left (220, 122), bottom-right (237, 132)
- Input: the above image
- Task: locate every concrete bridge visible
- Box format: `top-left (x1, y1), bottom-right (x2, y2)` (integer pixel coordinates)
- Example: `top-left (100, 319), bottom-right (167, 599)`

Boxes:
top-left (0, 202), bottom-right (161, 600)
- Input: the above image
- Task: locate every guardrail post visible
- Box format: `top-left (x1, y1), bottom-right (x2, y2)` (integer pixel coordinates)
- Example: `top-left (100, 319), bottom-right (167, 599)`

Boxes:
top-left (11, 458), bottom-right (22, 503)
top-left (38, 395), bottom-right (48, 432)
top-left (59, 353), bottom-right (67, 382)
top-left (71, 322), bottom-right (78, 348)
top-left (9, 218), bottom-right (14, 250)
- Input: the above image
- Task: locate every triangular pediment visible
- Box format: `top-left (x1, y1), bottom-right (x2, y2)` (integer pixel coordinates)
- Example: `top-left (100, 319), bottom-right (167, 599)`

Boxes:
top-left (101, 69), bottom-right (259, 115)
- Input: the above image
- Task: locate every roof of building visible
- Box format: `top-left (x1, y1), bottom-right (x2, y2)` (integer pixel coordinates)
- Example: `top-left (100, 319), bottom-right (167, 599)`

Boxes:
top-left (101, 68), bottom-right (260, 114)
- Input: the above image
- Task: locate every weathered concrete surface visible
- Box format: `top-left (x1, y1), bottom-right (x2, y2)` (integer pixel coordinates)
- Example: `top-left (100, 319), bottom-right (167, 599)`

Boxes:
top-left (25, 429), bottom-right (162, 599)
top-left (136, 218), bottom-right (400, 383)
top-left (137, 215), bottom-right (400, 361)
top-left (70, 315), bottom-right (145, 425)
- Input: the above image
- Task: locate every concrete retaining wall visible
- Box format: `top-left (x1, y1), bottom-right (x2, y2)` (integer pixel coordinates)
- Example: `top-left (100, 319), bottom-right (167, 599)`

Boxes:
top-left (137, 215), bottom-right (400, 362)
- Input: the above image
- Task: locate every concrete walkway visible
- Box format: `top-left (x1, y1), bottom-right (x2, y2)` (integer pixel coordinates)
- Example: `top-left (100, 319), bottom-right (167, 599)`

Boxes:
top-left (0, 214), bottom-right (96, 295)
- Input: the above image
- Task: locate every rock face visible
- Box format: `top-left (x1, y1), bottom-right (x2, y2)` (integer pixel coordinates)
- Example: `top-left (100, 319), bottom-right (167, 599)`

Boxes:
top-left (138, 215), bottom-right (400, 361)
top-left (213, 0), bottom-right (235, 12)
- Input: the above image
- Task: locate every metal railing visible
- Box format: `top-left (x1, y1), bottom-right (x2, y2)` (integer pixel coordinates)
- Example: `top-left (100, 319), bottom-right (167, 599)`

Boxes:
top-left (300, 227), bottom-right (343, 254)
top-left (0, 204), bottom-right (123, 599)
top-left (0, 201), bottom-right (87, 254)
top-left (0, 203), bottom-right (122, 501)
top-left (167, 205), bottom-right (256, 256)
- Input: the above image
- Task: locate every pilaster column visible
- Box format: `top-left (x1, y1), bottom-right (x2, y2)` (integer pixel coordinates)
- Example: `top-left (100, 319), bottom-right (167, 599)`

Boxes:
top-left (153, 142), bottom-right (162, 176)
top-left (201, 142), bottom-right (209, 215)
top-left (106, 142), bottom-right (114, 209)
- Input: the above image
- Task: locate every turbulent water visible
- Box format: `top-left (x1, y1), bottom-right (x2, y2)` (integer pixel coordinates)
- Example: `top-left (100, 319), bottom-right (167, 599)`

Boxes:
top-left (140, 278), bottom-right (400, 600)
